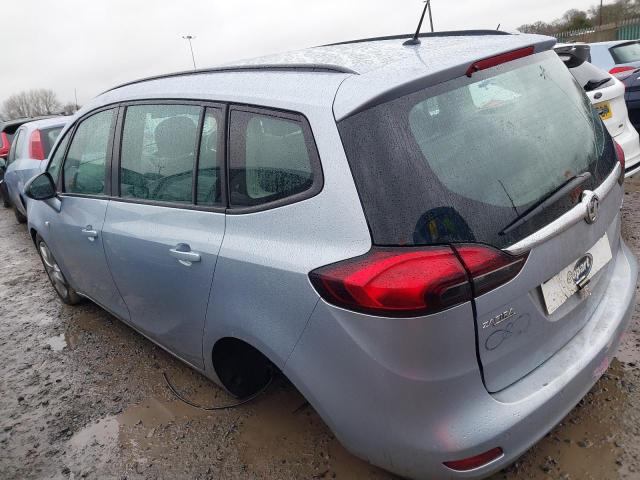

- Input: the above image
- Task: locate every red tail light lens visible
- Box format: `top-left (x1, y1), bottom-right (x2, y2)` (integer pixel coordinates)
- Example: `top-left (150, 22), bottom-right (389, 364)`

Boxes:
top-left (444, 447), bottom-right (504, 472)
top-left (466, 46), bottom-right (535, 77)
top-left (29, 129), bottom-right (46, 160)
top-left (454, 245), bottom-right (528, 297)
top-left (309, 247), bottom-right (471, 316)
top-left (615, 141), bottom-right (626, 184)
top-left (609, 66), bottom-right (636, 79)
top-left (309, 245), bottom-right (527, 317)
top-left (0, 132), bottom-right (9, 157)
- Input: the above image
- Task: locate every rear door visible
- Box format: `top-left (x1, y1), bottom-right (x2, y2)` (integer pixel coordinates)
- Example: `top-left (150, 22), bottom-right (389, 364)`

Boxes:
top-left (51, 108), bottom-right (130, 321)
top-left (102, 103), bottom-right (226, 369)
top-left (337, 50), bottom-right (622, 392)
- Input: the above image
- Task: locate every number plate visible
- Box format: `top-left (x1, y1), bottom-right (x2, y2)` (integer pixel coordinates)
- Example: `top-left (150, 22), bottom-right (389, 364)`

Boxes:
top-left (541, 234), bottom-right (612, 315)
top-left (595, 101), bottom-right (613, 120)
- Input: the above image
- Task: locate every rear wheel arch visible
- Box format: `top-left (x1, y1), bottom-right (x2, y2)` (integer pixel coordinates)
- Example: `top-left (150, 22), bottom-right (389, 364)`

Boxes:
top-left (30, 227), bottom-right (38, 246)
top-left (211, 337), bottom-right (275, 399)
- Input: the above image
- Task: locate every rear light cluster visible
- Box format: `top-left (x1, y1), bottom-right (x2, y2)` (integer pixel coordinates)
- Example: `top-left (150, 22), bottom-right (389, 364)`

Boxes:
top-left (615, 141), bottom-right (626, 184)
top-left (0, 132), bottom-right (9, 158)
top-left (609, 66), bottom-right (637, 79)
top-left (28, 129), bottom-right (46, 161)
top-left (309, 244), bottom-right (527, 317)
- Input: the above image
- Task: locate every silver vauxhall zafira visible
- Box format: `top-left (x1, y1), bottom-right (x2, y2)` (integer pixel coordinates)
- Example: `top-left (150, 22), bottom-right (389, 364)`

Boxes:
top-left (24, 30), bottom-right (638, 479)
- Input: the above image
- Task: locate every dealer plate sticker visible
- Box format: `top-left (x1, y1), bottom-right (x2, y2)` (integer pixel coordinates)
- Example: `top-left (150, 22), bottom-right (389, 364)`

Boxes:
top-left (541, 234), bottom-right (612, 315)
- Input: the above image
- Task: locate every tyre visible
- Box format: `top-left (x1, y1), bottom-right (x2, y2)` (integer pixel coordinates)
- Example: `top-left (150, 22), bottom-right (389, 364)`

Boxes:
top-left (1, 183), bottom-right (10, 208)
top-left (36, 235), bottom-right (82, 305)
top-left (14, 207), bottom-right (26, 224)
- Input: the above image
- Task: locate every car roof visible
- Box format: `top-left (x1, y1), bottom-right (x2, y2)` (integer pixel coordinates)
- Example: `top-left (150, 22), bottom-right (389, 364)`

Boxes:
top-left (0, 116), bottom-right (55, 132)
top-left (18, 116), bottom-right (70, 132)
top-left (86, 30), bottom-right (556, 121)
top-left (589, 40), bottom-right (636, 47)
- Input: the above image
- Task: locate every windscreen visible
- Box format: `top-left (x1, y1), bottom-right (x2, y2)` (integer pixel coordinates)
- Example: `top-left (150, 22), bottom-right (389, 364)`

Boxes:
top-left (338, 51), bottom-right (617, 249)
top-left (610, 41), bottom-right (640, 64)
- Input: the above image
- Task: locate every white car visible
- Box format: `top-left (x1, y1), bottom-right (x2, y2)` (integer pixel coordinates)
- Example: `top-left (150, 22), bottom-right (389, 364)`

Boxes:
top-left (589, 40), bottom-right (640, 78)
top-left (556, 44), bottom-right (640, 177)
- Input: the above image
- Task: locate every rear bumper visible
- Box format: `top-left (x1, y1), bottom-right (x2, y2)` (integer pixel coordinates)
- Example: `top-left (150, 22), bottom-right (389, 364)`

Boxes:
top-left (614, 118), bottom-right (640, 177)
top-left (285, 241), bottom-right (637, 480)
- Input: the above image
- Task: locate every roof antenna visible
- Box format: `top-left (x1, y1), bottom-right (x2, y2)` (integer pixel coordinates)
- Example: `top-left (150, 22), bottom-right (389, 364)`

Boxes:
top-left (496, 23), bottom-right (501, 30)
top-left (404, 0), bottom-right (433, 46)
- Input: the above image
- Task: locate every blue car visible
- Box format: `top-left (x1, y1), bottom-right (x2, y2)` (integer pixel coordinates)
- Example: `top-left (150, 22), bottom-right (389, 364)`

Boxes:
top-left (22, 31), bottom-right (638, 480)
top-left (2, 116), bottom-right (68, 222)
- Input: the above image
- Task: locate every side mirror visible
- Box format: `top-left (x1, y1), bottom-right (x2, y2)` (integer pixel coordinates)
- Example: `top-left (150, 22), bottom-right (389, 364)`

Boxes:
top-left (25, 172), bottom-right (57, 201)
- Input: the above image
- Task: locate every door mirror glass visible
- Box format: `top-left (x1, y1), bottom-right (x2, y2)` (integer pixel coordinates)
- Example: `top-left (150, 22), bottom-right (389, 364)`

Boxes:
top-left (26, 172), bottom-right (56, 200)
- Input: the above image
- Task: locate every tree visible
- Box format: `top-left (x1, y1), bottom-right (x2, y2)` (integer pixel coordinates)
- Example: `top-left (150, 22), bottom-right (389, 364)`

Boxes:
top-left (2, 89), bottom-right (62, 120)
top-left (62, 102), bottom-right (80, 116)
top-left (518, 0), bottom-right (640, 34)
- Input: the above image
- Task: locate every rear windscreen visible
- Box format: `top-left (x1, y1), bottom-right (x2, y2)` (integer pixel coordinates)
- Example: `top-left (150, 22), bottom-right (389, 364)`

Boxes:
top-left (338, 50), bottom-right (617, 249)
top-left (41, 127), bottom-right (63, 157)
top-left (610, 41), bottom-right (640, 64)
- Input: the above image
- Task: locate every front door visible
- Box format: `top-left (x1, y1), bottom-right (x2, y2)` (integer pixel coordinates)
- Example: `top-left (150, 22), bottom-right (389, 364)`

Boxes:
top-left (102, 104), bottom-right (225, 368)
top-left (52, 108), bottom-right (130, 321)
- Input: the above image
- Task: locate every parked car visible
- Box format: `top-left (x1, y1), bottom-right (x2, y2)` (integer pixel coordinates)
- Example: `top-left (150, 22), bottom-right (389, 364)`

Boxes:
top-left (556, 43), bottom-right (640, 176)
top-left (0, 116), bottom-right (56, 207)
top-left (588, 40), bottom-right (640, 78)
top-left (621, 69), bottom-right (640, 131)
top-left (24, 30), bottom-right (637, 480)
top-left (2, 116), bottom-right (68, 222)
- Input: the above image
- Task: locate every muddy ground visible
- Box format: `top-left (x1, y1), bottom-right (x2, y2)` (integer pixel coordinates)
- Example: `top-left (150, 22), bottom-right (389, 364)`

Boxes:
top-left (1, 180), bottom-right (640, 480)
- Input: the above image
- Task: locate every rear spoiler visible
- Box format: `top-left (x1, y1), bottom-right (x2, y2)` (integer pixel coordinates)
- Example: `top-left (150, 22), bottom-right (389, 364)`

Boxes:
top-left (554, 44), bottom-right (590, 68)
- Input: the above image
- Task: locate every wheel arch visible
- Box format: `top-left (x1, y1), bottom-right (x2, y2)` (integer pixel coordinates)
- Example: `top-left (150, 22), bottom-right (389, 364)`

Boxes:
top-left (210, 336), bottom-right (277, 399)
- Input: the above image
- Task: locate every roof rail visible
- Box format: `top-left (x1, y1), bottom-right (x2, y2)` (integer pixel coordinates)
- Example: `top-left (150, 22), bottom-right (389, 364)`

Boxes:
top-left (103, 63), bottom-right (357, 94)
top-left (324, 30), bottom-right (512, 47)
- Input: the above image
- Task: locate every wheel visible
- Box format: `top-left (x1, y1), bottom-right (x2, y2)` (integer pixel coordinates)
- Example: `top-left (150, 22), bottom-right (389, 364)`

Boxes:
top-left (14, 207), bottom-right (26, 224)
top-left (1, 183), bottom-right (10, 208)
top-left (36, 235), bottom-right (82, 305)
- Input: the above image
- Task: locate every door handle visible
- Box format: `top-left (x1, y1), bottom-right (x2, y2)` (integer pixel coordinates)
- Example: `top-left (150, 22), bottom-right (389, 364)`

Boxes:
top-left (169, 244), bottom-right (201, 266)
top-left (81, 226), bottom-right (98, 242)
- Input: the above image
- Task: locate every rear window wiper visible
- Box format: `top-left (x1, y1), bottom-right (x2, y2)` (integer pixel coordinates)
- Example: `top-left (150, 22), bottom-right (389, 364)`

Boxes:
top-left (499, 172), bottom-right (592, 236)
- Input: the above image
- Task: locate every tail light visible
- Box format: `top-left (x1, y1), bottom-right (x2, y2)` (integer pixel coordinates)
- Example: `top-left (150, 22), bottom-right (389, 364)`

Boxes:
top-left (443, 447), bottom-right (504, 472)
top-left (614, 141), bottom-right (625, 184)
top-left (0, 132), bottom-right (9, 158)
top-left (609, 66), bottom-right (636, 80)
top-left (309, 245), bottom-right (527, 317)
top-left (28, 129), bottom-right (46, 160)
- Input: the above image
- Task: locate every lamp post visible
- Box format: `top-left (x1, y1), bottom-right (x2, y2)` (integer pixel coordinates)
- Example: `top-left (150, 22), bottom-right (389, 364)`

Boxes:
top-left (182, 35), bottom-right (197, 70)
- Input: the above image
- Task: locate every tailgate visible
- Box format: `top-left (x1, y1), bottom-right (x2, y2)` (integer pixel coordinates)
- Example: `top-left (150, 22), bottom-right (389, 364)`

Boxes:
top-left (476, 167), bottom-right (623, 392)
top-left (589, 79), bottom-right (627, 138)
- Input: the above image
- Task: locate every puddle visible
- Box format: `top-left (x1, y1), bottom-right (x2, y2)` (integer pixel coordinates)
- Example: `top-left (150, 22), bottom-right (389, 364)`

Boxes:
top-left (44, 331), bottom-right (79, 351)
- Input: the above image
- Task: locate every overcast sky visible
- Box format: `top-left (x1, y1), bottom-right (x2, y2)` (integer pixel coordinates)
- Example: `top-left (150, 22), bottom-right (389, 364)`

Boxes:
top-left (1, 0), bottom-right (600, 106)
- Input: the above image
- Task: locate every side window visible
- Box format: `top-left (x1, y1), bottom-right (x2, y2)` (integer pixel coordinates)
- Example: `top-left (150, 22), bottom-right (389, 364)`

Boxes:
top-left (6, 130), bottom-right (23, 165)
top-left (63, 109), bottom-right (115, 195)
top-left (120, 104), bottom-right (201, 204)
top-left (196, 108), bottom-right (222, 206)
top-left (229, 110), bottom-right (315, 208)
top-left (47, 131), bottom-right (71, 185)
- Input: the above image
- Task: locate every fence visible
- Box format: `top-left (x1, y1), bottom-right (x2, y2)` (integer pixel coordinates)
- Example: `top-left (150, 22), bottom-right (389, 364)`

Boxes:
top-left (555, 17), bottom-right (640, 42)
